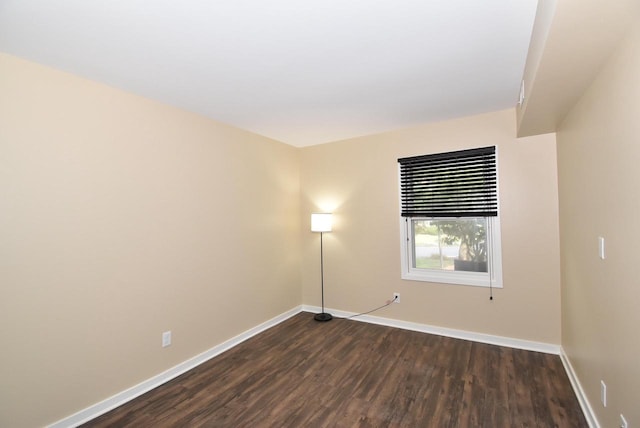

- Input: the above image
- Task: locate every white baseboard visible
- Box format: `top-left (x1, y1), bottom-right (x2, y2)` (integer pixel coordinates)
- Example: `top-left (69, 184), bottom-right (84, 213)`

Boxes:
top-left (303, 305), bottom-right (561, 355)
top-left (48, 306), bottom-right (302, 428)
top-left (306, 306), bottom-right (601, 425)
top-left (559, 348), bottom-right (600, 428)
top-left (50, 305), bottom-right (585, 428)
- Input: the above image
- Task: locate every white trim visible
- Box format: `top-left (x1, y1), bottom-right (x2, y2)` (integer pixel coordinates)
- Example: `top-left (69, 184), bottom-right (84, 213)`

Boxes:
top-left (398, 146), bottom-right (504, 289)
top-left (48, 306), bottom-right (302, 428)
top-left (302, 305), bottom-right (559, 354)
top-left (304, 306), bottom-right (599, 425)
top-left (400, 216), bottom-right (504, 288)
top-left (559, 348), bottom-right (600, 428)
top-left (49, 305), bottom-right (593, 428)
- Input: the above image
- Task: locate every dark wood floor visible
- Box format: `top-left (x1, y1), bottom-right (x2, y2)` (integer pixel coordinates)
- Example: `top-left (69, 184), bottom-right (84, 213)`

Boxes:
top-left (82, 312), bottom-right (587, 427)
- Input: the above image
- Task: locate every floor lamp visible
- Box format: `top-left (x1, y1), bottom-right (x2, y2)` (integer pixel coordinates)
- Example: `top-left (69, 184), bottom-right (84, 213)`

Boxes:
top-left (311, 213), bottom-right (332, 322)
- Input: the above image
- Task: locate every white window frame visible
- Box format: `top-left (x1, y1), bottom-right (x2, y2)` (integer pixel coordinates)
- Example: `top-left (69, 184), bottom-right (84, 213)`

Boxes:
top-left (399, 216), bottom-right (502, 288)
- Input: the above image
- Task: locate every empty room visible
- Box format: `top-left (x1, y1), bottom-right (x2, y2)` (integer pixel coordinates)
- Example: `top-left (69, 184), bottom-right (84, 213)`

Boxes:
top-left (1, 1), bottom-right (639, 427)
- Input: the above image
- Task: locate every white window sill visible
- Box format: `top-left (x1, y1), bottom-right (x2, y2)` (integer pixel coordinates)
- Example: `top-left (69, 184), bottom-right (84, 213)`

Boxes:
top-left (401, 269), bottom-right (503, 288)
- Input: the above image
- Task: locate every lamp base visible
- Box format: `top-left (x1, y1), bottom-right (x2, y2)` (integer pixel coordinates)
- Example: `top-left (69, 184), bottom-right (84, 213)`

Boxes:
top-left (314, 312), bottom-right (333, 322)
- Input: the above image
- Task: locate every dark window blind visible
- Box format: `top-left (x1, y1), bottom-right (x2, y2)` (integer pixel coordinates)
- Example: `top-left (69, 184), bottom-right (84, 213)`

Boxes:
top-left (398, 146), bottom-right (497, 217)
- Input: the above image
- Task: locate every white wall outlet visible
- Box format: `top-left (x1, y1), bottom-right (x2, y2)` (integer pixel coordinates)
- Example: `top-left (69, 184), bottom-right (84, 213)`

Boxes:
top-left (601, 380), bottom-right (607, 407)
top-left (518, 80), bottom-right (525, 106)
top-left (162, 331), bottom-right (172, 348)
top-left (598, 236), bottom-right (606, 259)
top-left (393, 293), bottom-right (400, 303)
top-left (620, 414), bottom-right (628, 428)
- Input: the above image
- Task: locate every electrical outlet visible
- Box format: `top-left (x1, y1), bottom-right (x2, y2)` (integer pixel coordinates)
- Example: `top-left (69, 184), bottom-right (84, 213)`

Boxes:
top-left (601, 380), bottom-right (607, 407)
top-left (393, 293), bottom-right (400, 303)
top-left (620, 414), bottom-right (628, 428)
top-left (162, 331), bottom-right (172, 348)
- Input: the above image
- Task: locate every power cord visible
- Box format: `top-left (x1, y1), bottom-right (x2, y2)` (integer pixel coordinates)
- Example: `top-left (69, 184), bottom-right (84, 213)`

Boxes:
top-left (336, 295), bottom-right (398, 320)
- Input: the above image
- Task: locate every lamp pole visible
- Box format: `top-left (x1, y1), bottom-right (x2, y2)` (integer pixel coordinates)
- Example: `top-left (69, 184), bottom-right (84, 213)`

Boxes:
top-left (312, 213), bottom-right (332, 322)
top-left (320, 231), bottom-right (325, 313)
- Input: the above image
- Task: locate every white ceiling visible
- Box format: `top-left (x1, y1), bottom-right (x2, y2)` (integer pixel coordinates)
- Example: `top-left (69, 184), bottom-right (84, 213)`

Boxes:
top-left (0, 0), bottom-right (538, 147)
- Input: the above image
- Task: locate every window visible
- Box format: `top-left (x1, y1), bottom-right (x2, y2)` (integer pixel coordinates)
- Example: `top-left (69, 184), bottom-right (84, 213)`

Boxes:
top-left (398, 146), bottom-right (502, 288)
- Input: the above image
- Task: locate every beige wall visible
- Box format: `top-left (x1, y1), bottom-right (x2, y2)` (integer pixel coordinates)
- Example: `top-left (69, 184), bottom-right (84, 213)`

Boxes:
top-left (300, 109), bottom-right (561, 344)
top-left (516, 0), bottom-right (640, 138)
top-left (0, 52), bottom-right (566, 428)
top-left (557, 21), bottom-right (640, 427)
top-left (0, 53), bottom-right (301, 428)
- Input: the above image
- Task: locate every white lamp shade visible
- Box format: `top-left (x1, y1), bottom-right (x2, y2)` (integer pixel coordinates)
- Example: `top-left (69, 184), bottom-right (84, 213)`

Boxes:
top-left (311, 213), bottom-right (332, 232)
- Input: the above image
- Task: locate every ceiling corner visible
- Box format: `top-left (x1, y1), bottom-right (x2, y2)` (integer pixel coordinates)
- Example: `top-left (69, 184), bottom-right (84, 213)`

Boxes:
top-left (516, 0), bottom-right (640, 137)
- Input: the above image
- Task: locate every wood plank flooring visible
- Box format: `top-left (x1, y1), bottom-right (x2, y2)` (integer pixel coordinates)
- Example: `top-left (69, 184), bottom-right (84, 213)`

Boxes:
top-left (82, 312), bottom-right (588, 427)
